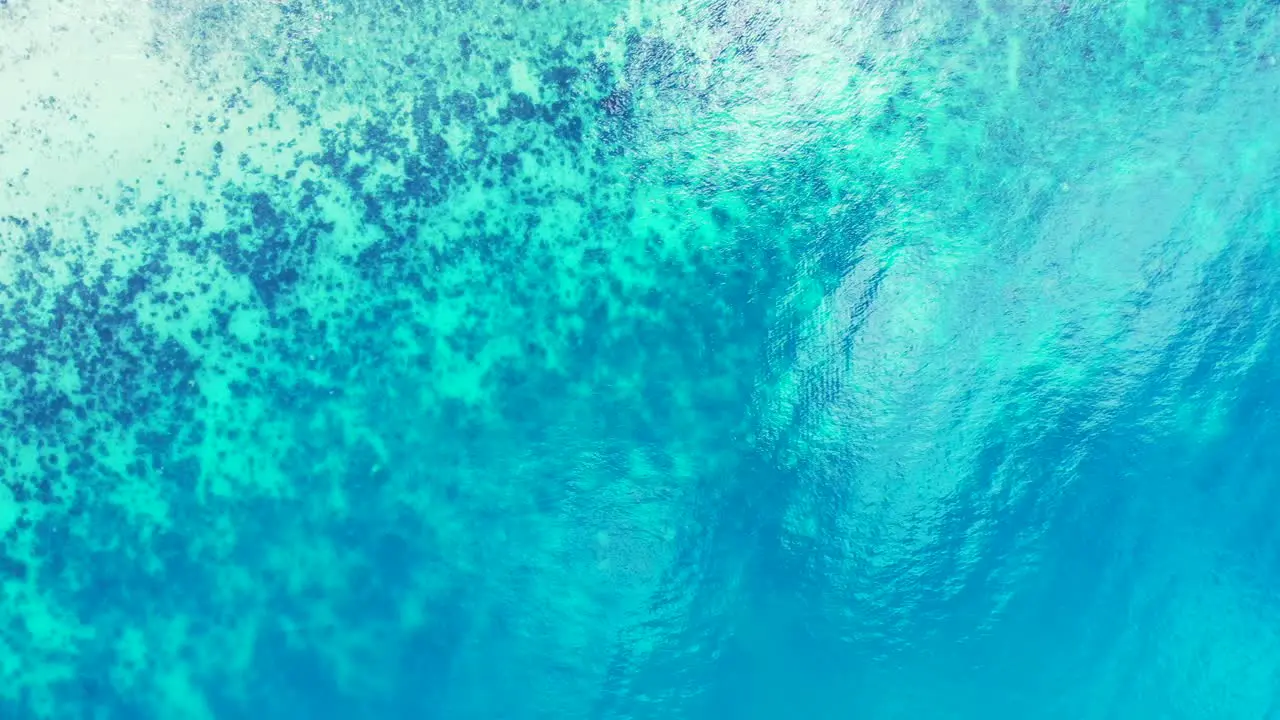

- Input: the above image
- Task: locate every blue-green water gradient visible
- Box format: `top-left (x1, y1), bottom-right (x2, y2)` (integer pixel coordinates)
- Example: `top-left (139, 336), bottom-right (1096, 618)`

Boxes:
top-left (0, 0), bottom-right (1278, 717)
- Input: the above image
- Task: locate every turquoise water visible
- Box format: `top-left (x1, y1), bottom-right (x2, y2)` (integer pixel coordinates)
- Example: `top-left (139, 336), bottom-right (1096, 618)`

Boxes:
top-left (1, 0), bottom-right (1279, 717)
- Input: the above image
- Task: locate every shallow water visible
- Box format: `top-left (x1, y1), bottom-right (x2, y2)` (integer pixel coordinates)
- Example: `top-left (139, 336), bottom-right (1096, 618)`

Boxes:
top-left (1, 0), bottom-right (1279, 717)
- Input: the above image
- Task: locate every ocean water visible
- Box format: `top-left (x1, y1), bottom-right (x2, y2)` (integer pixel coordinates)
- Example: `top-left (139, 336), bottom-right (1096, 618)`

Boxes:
top-left (1, 0), bottom-right (1279, 717)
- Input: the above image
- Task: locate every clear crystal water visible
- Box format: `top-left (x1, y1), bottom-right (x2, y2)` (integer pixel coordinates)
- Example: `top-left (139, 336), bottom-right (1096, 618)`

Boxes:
top-left (1, 0), bottom-right (1279, 717)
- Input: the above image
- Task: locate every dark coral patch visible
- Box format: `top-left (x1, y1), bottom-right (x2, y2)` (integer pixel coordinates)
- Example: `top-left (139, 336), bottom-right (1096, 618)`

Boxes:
top-left (501, 92), bottom-right (538, 122)
top-left (541, 65), bottom-right (580, 91)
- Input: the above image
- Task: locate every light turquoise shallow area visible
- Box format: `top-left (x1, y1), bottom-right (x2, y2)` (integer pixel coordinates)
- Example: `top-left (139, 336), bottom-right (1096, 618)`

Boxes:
top-left (1, 0), bottom-right (1279, 718)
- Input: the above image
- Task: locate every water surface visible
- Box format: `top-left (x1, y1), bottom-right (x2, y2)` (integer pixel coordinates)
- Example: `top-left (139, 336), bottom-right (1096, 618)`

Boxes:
top-left (1, 0), bottom-right (1278, 717)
